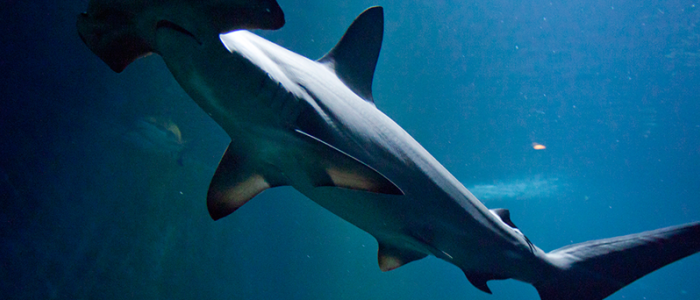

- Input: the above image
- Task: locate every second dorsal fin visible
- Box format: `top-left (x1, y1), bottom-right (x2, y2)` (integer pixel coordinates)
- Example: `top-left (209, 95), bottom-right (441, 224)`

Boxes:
top-left (318, 6), bottom-right (384, 103)
top-left (490, 208), bottom-right (518, 229)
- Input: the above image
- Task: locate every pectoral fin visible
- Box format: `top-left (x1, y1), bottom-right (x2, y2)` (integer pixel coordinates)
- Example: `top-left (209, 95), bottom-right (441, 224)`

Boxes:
top-left (207, 143), bottom-right (286, 220)
top-left (377, 242), bottom-right (427, 271)
top-left (295, 129), bottom-right (403, 195)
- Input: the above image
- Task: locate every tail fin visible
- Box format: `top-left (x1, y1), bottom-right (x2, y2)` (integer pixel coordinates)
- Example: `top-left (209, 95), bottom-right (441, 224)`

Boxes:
top-left (536, 222), bottom-right (700, 300)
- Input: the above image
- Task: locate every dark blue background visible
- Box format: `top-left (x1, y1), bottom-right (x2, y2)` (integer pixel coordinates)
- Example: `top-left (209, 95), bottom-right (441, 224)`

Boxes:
top-left (2, 0), bottom-right (699, 299)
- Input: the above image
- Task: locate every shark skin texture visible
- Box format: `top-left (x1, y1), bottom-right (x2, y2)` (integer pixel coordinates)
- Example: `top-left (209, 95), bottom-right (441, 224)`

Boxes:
top-left (77, 3), bottom-right (700, 299)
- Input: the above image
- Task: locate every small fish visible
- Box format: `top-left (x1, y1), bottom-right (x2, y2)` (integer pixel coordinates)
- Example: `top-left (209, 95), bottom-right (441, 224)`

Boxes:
top-left (122, 116), bottom-right (185, 164)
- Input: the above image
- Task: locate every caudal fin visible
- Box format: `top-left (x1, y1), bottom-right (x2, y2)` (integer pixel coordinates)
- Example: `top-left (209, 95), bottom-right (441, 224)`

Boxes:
top-left (535, 222), bottom-right (700, 300)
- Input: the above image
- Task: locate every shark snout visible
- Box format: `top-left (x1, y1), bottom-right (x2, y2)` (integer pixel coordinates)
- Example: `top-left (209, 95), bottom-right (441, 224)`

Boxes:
top-left (78, 0), bottom-right (286, 73)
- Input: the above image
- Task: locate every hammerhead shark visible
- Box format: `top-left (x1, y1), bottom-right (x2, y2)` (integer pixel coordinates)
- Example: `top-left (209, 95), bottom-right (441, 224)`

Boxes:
top-left (77, 1), bottom-right (700, 299)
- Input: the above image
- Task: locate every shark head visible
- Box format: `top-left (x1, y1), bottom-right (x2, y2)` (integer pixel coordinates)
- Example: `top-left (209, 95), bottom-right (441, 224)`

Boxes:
top-left (77, 0), bottom-right (285, 72)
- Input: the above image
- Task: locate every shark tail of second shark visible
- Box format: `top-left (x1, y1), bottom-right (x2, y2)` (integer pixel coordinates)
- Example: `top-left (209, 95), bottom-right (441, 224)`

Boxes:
top-left (534, 221), bottom-right (700, 300)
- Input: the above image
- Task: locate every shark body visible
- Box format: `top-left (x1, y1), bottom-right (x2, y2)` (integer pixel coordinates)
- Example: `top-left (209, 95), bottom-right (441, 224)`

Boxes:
top-left (78, 2), bottom-right (700, 299)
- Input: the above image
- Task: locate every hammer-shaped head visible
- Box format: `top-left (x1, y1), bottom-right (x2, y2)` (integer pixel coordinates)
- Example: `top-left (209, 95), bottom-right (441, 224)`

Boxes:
top-left (77, 0), bottom-right (285, 72)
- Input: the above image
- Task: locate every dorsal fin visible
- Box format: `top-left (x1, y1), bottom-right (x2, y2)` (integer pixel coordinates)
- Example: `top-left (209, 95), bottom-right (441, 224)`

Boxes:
top-left (318, 6), bottom-right (384, 103)
top-left (490, 208), bottom-right (518, 229)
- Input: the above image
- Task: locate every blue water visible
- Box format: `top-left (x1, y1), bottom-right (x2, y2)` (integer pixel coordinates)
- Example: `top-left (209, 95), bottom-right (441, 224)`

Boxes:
top-left (2, 0), bottom-right (699, 299)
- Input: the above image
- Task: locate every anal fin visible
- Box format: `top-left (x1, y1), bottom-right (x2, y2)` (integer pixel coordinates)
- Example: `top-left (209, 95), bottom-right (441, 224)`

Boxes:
top-left (463, 271), bottom-right (508, 294)
top-left (207, 143), bottom-right (286, 220)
